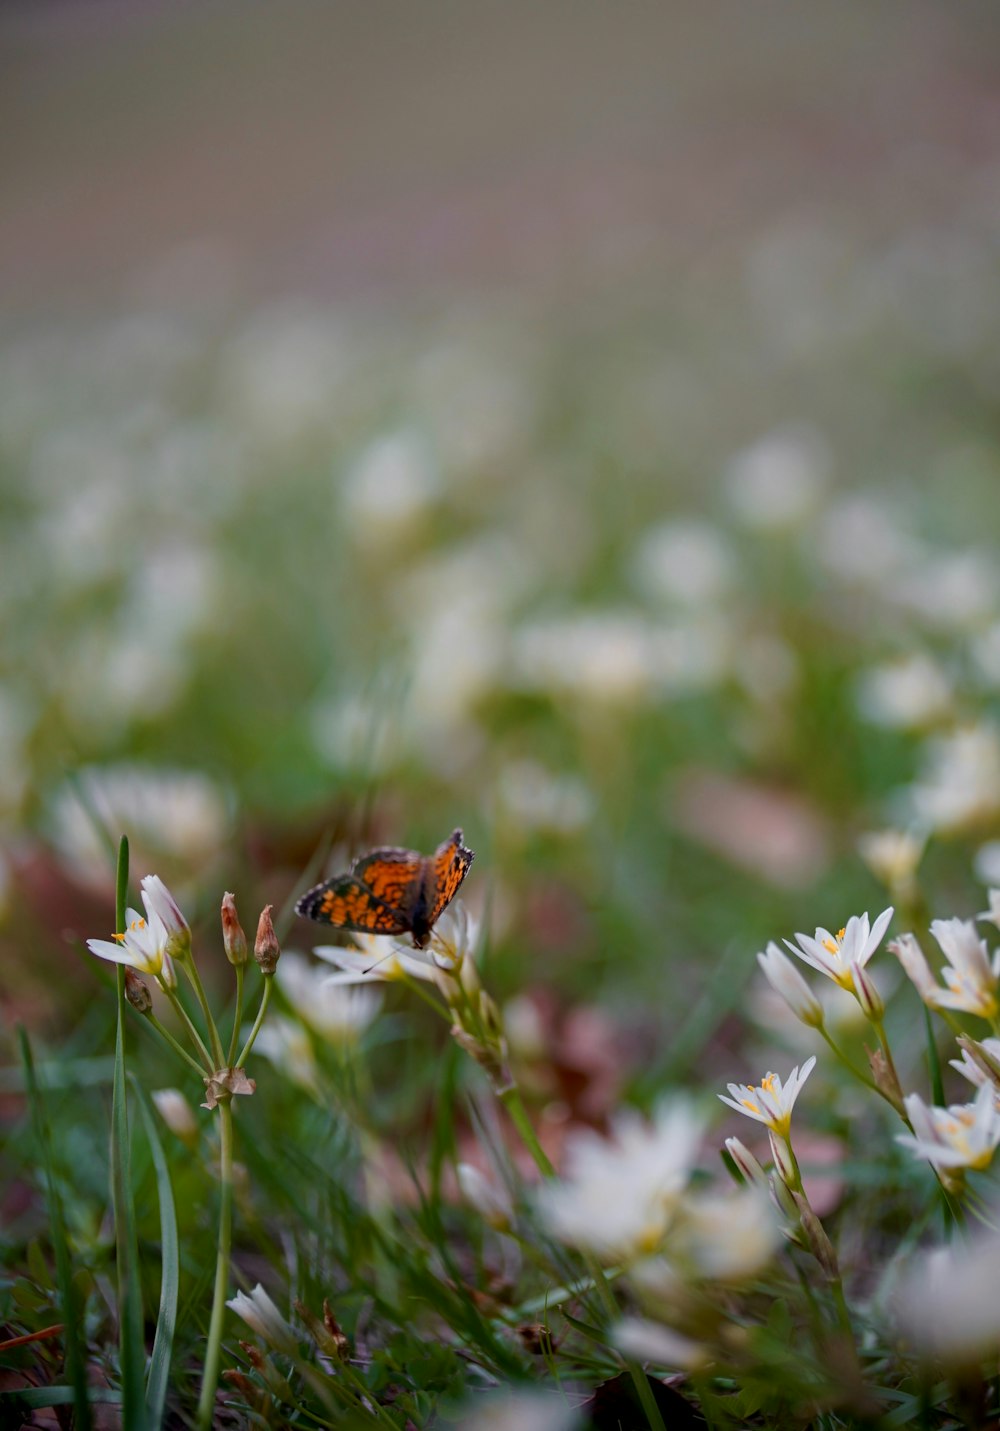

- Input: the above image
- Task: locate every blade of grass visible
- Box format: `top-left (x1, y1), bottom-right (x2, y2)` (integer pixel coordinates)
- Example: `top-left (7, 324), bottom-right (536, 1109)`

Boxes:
top-left (0, 1388), bottom-right (122, 1409)
top-left (132, 1077), bottom-right (179, 1428)
top-left (111, 835), bottom-right (148, 1428)
top-left (18, 1027), bottom-right (93, 1431)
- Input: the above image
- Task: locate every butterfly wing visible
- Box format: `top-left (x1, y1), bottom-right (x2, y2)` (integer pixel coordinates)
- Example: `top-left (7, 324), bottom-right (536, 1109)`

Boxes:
top-left (295, 875), bottom-right (411, 935)
top-left (426, 827), bottom-right (475, 927)
top-left (351, 846), bottom-right (426, 919)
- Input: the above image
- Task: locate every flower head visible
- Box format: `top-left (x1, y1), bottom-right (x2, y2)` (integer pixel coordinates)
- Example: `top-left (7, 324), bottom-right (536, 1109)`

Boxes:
top-left (536, 1099), bottom-right (705, 1263)
top-left (929, 918), bottom-right (1000, 1019)
top-left (718, 1057), bottom-right (816, 1139)
top-left (140, 874), bottom-right (191, 960)
top-left (312, 900), bottom-right (478, 988)
top-left (950, 1036), bottom-right (1000, 1094)
top-left (895, 1232), bottom-right (1000, 1366)
top-left (278, 952), bottom-right (382, 1043)
top-left (784, 907), bottom-right (893, 991)
top-left (226, 1284), bottom-right (298, 1356)
top-left (87, 902), bottom-right (177, 989)
top-left (898, 1085), bottom-right (1000, 1172)
top-left (756, 942), bottom-right (823, 1027)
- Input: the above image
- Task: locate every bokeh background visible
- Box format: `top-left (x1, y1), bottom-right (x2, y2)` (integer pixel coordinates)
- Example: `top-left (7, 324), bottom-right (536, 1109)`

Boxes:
top-left (4, 0), bottom-right (1000, 1081)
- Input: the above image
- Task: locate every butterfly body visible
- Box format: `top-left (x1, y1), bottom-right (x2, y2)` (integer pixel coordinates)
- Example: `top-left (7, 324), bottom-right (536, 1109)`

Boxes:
top-left (295, 828), bottom-right (474, 948)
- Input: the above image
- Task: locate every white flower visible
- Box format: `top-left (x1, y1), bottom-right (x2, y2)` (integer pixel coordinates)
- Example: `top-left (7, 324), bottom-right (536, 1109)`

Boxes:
top-left (855, 655), bottom-right (953, 731)
top-left (313, 902), bottom-right (478, 987)
top-left (857, 829), bottom-right (924, 892)
top-left (277, 952), bottom-right (382, 1043)
top-left (719, 1057), bottom-right (816, 1139)
top-left (456, 1163), bottom-right (514, 1231)
top-left (909, 723), bottom-right (1000, 834)
top-left (895, 1233), bottom-right (1000, 1365)
top-left (536, 1100), bottom-right (705, 1263)
top-left (454, 1390), bottom-right (579, 1431)
top-left (151, 1088), bottom-right (199, 1146)
top-left (254, 1016), bottom-right (319, 1092)
top-left (784, 907), bottom-right (893, 991)
top-left (889, 933), bottom-right (940, 1005)
top-left (227, 1284), bottom-right (298, 1356)
top-left (87, 901), bottom-right (177, 989)
top-left (898, 1085), bottom-right (1000, 1172)
top-left (672, 1185), bottom-right (781, 1282)
top-left (925, 918), bottom-right (1000, 1019)
top-left (950, 1037), bottom-right (1000, 1093)
top-left (757, 942), bottom-right (823, 1027)
top-left (978, 889), bottom-right (1000, 932)
top-left (723, 424), bottom-right (831, 531)
top-left (632, 519), bottom-right (735, 608)
top-left (613, 1317), bottom-right (709, 1372)
top-left (140, 873), bottom-right (190, 958)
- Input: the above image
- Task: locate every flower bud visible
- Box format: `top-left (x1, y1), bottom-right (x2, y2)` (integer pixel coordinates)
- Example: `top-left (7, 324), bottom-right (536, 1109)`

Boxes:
top-left (889, 933), bottom-right (938, 1005)
top-left (850, 962), bottom-right (885, 1023)
top-left (724, 1136), bottom-right (769, 1191)
top-left (254, 905), bottom-right (281, 976)
top-left (221, 892), bottom-right (248, 967)
top-left (141, 874), bottom-right (191, 962)
top-left (757, 942), bottom-right (824, 1027)
top-left (768, 1129), bottom-right (800, 1189)
top-left (124, 967), bottom-right (153, 1014)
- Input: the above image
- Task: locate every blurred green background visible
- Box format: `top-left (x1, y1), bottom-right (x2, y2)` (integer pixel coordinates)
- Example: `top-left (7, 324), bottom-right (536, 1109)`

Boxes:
top-left (3, 0), bottom-right (1000, 1067)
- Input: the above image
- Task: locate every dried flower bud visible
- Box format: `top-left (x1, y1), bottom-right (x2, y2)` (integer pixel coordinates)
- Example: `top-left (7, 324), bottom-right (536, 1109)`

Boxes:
top-left (867, 1047), bottom-right (904, 1115)
top-left (221, 892), bottom-right (248, 967)
top-left (293, 1298), bottom-right (350, 1360)
top-left (124, 968), bottom-right (153, 1014)
top-left (254, 905), bottom-right (280, 975)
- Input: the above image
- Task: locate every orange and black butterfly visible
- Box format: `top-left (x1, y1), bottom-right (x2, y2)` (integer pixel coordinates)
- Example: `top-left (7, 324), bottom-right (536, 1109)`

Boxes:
top-left (295, 828), bottom-right (474, 949)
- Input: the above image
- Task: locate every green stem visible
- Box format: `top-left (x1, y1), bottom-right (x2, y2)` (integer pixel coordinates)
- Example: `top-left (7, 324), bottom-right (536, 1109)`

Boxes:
top-left (164, 987), bottom-right (214, 1071)
top-left (145, 1010), bottom-right (212, 1078)
top-left (398, 969), bottom-right (452, 1020)
top-left (817, 1026), bottom-right (880, 1094)
top-left (236, 976), bottom-right (273, 1068)
top-left (227, 963), bottom-right (245, 1069)
top-left (183, 956), bottom-right (225, 1067)
top-left (197, 1098), bottom-right (234, 1431)
top-left (499, 1084), bottom-right (555, 1178)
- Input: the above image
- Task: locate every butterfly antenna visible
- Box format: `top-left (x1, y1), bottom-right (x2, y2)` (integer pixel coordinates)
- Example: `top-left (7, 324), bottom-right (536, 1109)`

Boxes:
top-left (361, 948), bottom-right (397, 977)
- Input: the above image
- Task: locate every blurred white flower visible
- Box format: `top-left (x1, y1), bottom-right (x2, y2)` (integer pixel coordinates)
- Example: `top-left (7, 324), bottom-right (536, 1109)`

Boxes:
top-left (923, 918), bottom-right (1000, 1019)
top-left (495, 760), bottom-right (594, 837)
top-left (898, 1085), bottom-right (1000, 1172)
top-left (512, 611), bottom-right (657, 706)
top-left (671, 1185), bottom-right (781, 1281)
top-left (970, 619), bottom-right (1000, 688)
top-left (723, 424), bottom-right (831, 531)
top-left (950, 1037), bottom-right (1000, 1093)
top-left (277, 951), bottom-right (382, 1043)
top-left (341, 428), bottom-right (440, 545)
top-left (632, 519), bottom-right (735, 607)
top-left (757, 942), bottom-right (823, 1028)
top-left (151, 1088), bottom-right (199, 1147)
top-left (975, 840), bottom-right (1000, 888)
top-left (857, 829), bottom-right (924, 894)
top-left (254, 1016), bottom-right (319, 1093)
top-left (855, 655), bottom-right (953, 730)
top-left (895, 1232), bottom-right (1000, 1365)
top-left (49, 763), bottom-right (230, 890)
top-left (456, 1163), bottom-right (514, 1231)
top-left (891, 550), bottom-right (999, 633)
top-left (226, 1284), bottom-right (299, 1356)
top-left (909, 723), bottom-right (1000, 835)
top-left (536, 1100), bottom-right (705, 1263)
top-left (816, 495), bottom-right (920, 585)
top-left (784, 908), bottom-right (894, 991)
top-left (978, 889), bottom-right (1000, 932)
top-left (454, 1390), bottom-right (579, 1431)
top-left (613, 1317), bottom-right (709, 1371)
top-left (719, 1057), bottom-right (816, 1139)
